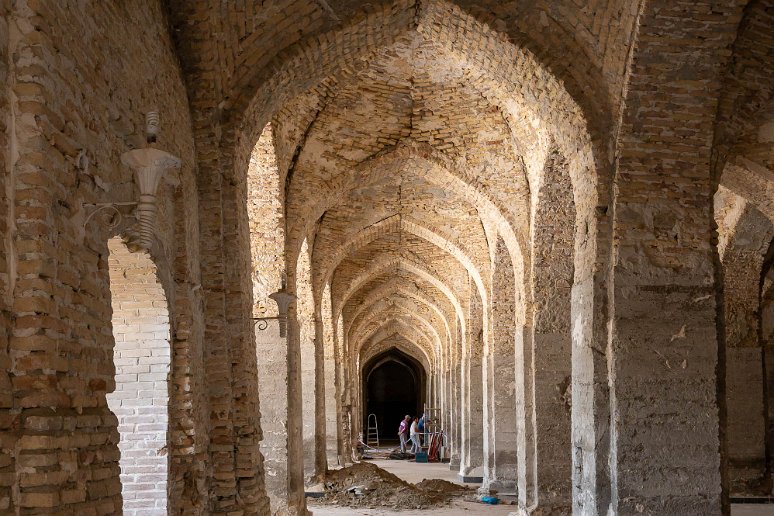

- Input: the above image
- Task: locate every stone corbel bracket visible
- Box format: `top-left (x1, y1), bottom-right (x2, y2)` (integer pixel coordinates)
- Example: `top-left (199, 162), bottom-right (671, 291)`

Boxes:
top-left (83, 148), bottom-right (181, 251)
top-left (254, 289), bottom-right (296, 337)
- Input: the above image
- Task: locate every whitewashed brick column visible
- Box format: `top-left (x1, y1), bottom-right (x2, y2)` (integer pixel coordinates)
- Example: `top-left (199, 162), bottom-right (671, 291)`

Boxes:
top-left (106, 239), bottom-right (170, 516)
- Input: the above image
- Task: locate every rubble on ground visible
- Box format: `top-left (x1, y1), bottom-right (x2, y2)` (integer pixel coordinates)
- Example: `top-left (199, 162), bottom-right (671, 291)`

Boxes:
top-left (317, 462), bottom-right (472, 510)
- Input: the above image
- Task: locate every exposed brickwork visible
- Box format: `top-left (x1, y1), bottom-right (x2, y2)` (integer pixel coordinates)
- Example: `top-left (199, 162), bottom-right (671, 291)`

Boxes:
top-left (2, 2), bottom-right (774, 515)
top-left (106, 239), bottom-right (170, 516)
top-left (247, 124), bottom-right (285, 318)
top-left (531, 149), bottom-right (575, 509)
top-left (484, 237), bottom-right (517, 490)
top-left (0, 7), bottom-right (13, 512)
top-left (610, 1), bottom-right (746, 513)
top-left (0, 0), bottom-right (208, 513)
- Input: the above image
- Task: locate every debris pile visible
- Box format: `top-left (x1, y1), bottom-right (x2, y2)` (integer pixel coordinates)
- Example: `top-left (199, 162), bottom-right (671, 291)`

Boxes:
top-left (414, 478), bottom-right (469, 495)
top-left (319, 462), bottom-right (472, 510)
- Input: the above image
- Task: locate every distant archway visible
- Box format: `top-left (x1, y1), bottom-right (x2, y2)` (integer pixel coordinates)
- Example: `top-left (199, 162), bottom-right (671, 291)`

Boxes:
top-left (362, 348), bottom-right (427, 443)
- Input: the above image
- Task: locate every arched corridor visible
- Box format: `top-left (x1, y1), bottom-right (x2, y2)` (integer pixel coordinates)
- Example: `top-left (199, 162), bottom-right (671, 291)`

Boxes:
top-left (1, 1), bottom-right (774, 515)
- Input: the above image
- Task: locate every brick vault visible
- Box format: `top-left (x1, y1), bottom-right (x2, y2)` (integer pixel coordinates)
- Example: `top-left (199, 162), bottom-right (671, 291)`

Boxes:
top-left (0, 1), bottom-right (773, 514)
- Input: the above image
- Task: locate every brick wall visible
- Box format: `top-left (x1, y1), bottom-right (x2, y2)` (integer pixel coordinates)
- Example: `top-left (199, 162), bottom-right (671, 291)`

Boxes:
top-left (0, 6), bottom-right (12, 512)
top-left (0, 0), bottom-right (203, 512)
top-left (106, 238), bottom-right (170, 516)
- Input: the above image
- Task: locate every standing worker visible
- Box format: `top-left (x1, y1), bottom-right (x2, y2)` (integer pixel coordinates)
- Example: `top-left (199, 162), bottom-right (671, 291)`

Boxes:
top-left (398, 415), bottom-right (410, 453)
top-left (410, 415), bottom-right (421, 454)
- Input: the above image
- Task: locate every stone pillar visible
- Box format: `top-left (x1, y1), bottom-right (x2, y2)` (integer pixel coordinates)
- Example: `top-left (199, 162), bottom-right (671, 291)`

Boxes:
top-left (722, 225), bottom-right (771, 493)
top-left (482, 238), bottom-right (518, 493)
top-left (529, 151), bottom-right (574, 510)
top-left (256, 291), bottom-right (308, 515)
top-left (515, 324), bottom-right (537, 510)
top-left (450, 336), bottom-right (462, 469)
top-left (256, 319), bottom-right (290, 512)
top-left (608, 15), bottom-right (732, 513)
top-left (571, 265), bottom-right (612, 515)
top-left (333, 315), bottom-right (349, 465)
top-left (299, 314), bottom-right (316, 481)
top-left (460, 288), bottom-right (484, 482)
top-left (317, 297), bottom-right (338, 470)
top-left (606, 3), bottom-right (744, 511)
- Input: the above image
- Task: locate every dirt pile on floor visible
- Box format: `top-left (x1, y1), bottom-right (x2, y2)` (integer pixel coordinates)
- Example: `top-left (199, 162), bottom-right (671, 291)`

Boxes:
top-left (319, 462), bottom-right (472, 510)
top-left (414, 478), bottom-right (469, 495)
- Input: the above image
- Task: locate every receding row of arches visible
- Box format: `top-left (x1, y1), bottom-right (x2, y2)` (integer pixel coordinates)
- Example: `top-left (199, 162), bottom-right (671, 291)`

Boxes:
top-left (8, 1), bottom-right (772, 515)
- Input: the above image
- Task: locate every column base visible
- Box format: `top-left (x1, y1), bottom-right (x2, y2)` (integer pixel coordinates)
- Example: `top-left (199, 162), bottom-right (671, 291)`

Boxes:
top-left (477, 479), bottom-right (516, 495)
top-left (459, 465), bottom-right (484, 483)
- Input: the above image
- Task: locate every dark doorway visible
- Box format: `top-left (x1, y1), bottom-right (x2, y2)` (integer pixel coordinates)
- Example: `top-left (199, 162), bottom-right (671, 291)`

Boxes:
top-left (362, 348), bottom-right (426, 444)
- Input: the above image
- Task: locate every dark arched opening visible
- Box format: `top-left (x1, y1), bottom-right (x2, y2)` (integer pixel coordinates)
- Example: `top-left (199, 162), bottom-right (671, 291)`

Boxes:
top-left (362, 348), bottom-right (427, 444)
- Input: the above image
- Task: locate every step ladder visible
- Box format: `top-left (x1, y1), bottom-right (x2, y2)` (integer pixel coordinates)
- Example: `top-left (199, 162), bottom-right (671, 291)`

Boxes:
top-left (366, 413), bottom-right (379, 448)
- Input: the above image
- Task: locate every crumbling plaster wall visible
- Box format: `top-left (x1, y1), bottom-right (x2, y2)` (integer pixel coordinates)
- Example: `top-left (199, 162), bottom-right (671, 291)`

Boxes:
top-left (717, 190), bottom-right (774, 494)
top-left (485, 237), bottom-right (518, 490)
top-left (529, 150), bottom-right (575, 509)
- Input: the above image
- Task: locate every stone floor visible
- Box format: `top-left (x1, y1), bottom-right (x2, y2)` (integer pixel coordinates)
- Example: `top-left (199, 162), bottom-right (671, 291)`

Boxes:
top-left (307, 458), bottom-right (774, 515)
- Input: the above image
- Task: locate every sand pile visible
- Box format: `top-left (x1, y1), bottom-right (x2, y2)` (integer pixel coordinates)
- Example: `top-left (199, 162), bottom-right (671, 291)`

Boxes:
top-left (319, 462), bottom-right (472, 510)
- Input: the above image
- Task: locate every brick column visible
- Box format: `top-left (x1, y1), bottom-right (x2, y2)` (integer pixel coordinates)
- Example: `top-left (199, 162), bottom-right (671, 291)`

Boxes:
top-left (459, 286), bottom-right (484, 481)
top-left (531, 152), bottom-right (574, 510)
top-left (721, 207), bottom-right (773, 493)
top-left (608, 3), bottom-right (744, 511)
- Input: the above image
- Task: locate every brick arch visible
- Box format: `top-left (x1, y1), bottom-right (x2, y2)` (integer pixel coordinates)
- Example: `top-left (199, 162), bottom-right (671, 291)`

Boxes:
top-left (226, 4), bottom-right (608, 292)
top-left (346, 283), bottom-right (453, 346)
top-left (350, 319), bottom-right (436, 451)
top-left (349, 298), bottom-right (448, 365)
top-left (360, 335), bottom-right (433, 383)
top-left (358, 321), bottom-right (436, 374)
top-left (351, 307), bottom-right (443, 362)
top-left (310, 141), bottom-right (527, 294)
top-left (323, 217), bottom-right (488, 312)
top-left (229, 0), bottom-right (607, 182)
top-left (333, 256), bottom-right (465, 336)
top-left (357, 317), bottom-right (437, 363)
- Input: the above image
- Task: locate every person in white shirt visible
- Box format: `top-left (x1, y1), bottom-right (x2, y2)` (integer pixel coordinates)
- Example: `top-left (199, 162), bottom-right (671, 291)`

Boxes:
top-left (409, 416), bottom-right (421, 454)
